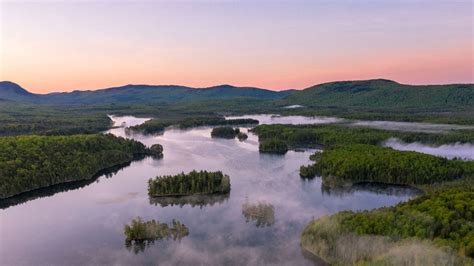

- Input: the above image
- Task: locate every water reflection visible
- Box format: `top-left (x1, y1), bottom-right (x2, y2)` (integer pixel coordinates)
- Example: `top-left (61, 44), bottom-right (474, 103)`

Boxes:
top-left (321, 182), bottom-right (423, 197)
top-left (0, 159), bottom-right (136, 210)
top-left (124, 217), bottom-right (189, 254)
top-left (241, 201), bottom-right (275, 228)
top-left (149, 193), bottom-right (230, 208)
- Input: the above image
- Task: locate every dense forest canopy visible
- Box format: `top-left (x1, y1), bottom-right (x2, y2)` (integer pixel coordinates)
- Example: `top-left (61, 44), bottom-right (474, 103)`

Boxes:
top-left (148, 170), bottom-right (231, 197)
top-left (253, 124), bottom-right (474, 149)
top-left (312, 144), bottom-right (474, 187)
top-left (0, 134), bottom-right (154, 198)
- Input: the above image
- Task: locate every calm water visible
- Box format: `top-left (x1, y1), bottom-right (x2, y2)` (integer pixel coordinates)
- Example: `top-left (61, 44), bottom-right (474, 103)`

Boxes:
top-left (1, 116), bottom-right (424, 266)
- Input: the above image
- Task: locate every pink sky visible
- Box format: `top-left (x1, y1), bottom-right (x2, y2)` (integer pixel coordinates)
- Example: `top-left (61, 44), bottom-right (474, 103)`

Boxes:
top-left (1, 1), bottom-right (472, 93)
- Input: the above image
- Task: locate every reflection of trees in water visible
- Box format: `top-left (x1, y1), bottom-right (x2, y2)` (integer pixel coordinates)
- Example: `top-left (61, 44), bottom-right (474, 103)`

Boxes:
top-left (321, 182), bottom-right (423, 197)
top-left (148, 193), bottom-right (230, 208)
top-left (0, 160), bottom-right (136, 209)
top-left (124, 217), bottom-right (189, 254)
top-left (241, 201), bottom-right (275, 228)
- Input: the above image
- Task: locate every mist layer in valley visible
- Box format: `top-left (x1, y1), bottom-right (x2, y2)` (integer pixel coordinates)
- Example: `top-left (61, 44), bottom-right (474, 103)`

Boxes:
top-left (383, 138), bottom-right (474, 160)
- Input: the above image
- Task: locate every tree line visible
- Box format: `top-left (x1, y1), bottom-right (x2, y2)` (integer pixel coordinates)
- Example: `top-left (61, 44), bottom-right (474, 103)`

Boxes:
top-left (0, 134), bottom-right (154, 198)
top-left (148, 170), bottom-right (231, 197)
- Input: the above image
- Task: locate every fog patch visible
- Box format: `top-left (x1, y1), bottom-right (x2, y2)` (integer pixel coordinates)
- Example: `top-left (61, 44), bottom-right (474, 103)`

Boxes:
top-left (351, 120), bottom-right (474, 133)
top-left (283, 105), bottom-right (304, 109)
top-left (383, 138), bottom-right (474, 160)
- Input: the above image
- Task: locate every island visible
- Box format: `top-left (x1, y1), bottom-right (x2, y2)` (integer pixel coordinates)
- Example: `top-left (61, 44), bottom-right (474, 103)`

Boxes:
top-left (211, 127), bottom-right (240, 139)
top-left (124, 217), bottom-right (189, 254)
top-left (241, 201), bottom-right (275, 227)
top-left (149, 143), bottom-right (164, 157)
top-left (148, 170), bottom-right (231, 197)
top-left (237, 132), bottom-right (248, 141)
top-left (309, 144), bottom-right (473, 188)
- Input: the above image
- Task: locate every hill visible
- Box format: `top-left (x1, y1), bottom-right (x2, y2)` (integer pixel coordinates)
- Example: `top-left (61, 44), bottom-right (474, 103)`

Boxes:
top-left (0, 82), bottom-right (293, 104)
top-left (283, 79), bottom-right (474, 109)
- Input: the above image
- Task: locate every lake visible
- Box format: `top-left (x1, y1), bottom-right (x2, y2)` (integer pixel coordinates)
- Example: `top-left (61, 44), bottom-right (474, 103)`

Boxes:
top-left (0, 115), bottom-right (440, 266)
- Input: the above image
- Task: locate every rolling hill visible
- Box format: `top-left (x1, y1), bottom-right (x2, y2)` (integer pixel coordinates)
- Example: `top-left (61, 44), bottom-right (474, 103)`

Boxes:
top-left (283, 79), bottom-right (474, 109)
top-left (0, 82), bottom-right (294, 104)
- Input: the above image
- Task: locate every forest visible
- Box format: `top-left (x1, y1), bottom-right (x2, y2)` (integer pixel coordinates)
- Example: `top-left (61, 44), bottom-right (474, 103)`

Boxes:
top-left (148, 170), bottom-right (231, 197)
top-left (253, 124), bottom-right (474, 149)
top-left (311, 144), bottom-right (474, 187)
top-left (0, 134), bottom-right (154, 198)
top-left (124, 217), bottom-right (189, 254)
top-left (211, 127), bottom-right (240, 139)
top-left (259, 139), bottom-right (288, 154)
top-left (128, 116), bottom-right (258, 135)
top-left (301, 179), bottom-right (474, 264)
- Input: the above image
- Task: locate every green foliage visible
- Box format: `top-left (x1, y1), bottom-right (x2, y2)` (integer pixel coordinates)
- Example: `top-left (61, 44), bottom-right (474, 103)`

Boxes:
top-left (0, 103), bottom-right (112, 136)
top-left (211, 127), bottom-right (240, 139)
top-left (241, 201), bottom-right (275, 227)
top-left (178, 117), bottom-right (258, 129)
top-left (314, 144), bottom-right (474, 187)
top-left (148, 144), bottom-right (163, 158)
top-left (301, 182), bottom-right (474, 264)
top-left (259, 139), bottom-right (288, 154)
top-left (299, 164), bottom-right (318, 178)
top-left (284, 79), bottom-right (474, 109)
top-left (0, 134), bottom-right (152, 198)
top-left (338, 189), bottom-right (474, 257)
top-left (129, 117), bottom-right (258, 135)
top-left (148, 170), bottom-right (231, 197)
top-left (253, 124), bottom-right (474, 149)
top-left (237, 132), bottom-right (248, 141)
top-left (0, 81), bottom-right (292, 104)
top-left (124, 217), bottom-right (189, 254)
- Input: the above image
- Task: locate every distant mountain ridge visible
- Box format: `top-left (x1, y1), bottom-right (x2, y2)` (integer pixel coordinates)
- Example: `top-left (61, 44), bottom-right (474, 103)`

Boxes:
top-left (0, 82), bottom-right (294, 104)
top-left (1, 79), bottom-right (473, 109)
top-left (283, 79), bottom-right (474, 109)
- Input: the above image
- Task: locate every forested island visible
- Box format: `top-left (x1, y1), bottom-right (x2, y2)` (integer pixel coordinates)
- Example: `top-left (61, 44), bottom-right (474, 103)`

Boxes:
top-left (211, 127), bottom-right (240, 139)
top-left (124, 217), bottom-right (189, 253)
top-left (0, 134), bottom-right (159, 198)
top-left (310, 144), bottom-right (474, 187)
top-left (128, 116), bottom-right (258, 135)
top-left (241, 201), bottom-right (275, 228)
top-left (148, 170), bottom-right (231, 197)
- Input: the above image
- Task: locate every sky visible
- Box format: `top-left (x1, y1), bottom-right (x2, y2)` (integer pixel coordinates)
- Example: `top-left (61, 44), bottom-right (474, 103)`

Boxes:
top-left (0, 0), bottom-right (472, 93)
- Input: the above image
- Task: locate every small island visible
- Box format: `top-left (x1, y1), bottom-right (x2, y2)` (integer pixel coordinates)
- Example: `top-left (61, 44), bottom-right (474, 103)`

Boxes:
top-left (237, 132), bottom-right (248, 141)
top-left (211, 127), bottom-right (240, 139)
top-left (148, 170), bottom-right (231, 197)
top-left (124, 217), bottom-right (189, 253)
top-left (149, 144), bottom-right (164, 158)
top-left (242, 201), bottom-right (275, 227)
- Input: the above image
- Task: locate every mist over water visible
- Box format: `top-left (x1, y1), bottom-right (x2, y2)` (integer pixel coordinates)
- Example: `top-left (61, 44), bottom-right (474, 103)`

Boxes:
top-left (226, 114), bottom-right (344, 125)
top-left (383, 138), bottom-right (474, 161)
top-left (350, 120), bottom-right (474, 133)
